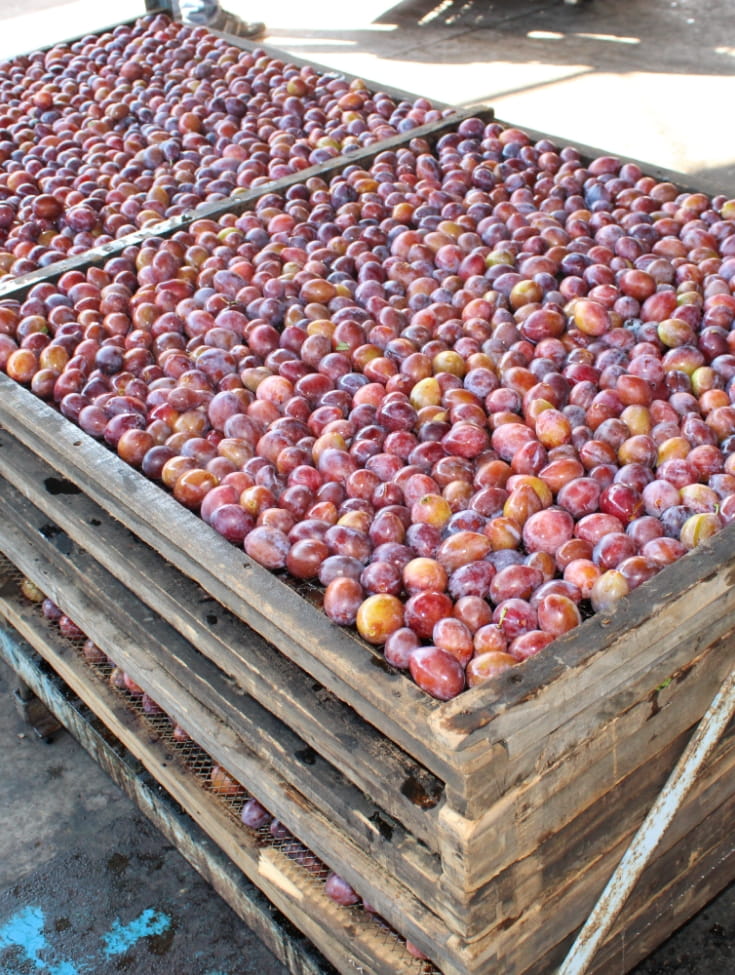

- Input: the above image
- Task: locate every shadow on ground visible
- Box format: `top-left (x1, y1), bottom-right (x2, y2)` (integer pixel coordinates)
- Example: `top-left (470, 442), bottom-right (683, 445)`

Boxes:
top-left (268, 0), bottom-right (735, 75)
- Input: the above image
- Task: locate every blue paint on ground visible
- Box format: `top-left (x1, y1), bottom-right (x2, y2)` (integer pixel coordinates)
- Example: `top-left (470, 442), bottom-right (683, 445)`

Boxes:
top-left (0, 905), bottom-right (81, 975)
top-left (101, 907), bottom-right (171, 958)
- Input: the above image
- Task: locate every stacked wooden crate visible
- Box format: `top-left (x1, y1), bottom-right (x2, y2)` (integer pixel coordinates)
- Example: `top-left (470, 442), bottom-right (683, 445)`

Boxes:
top-left (0, 12), bottom-right (734, 975)
top-left (1, 364), bottom-right (735, 975)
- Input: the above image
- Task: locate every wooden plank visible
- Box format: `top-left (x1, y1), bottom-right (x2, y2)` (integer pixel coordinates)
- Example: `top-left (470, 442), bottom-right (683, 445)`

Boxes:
top-left (587, 794), bottom-right (735, 974)
top-left (516, 794), bottom-right (735, 975)
top-left (439, 624), bottom-right (735, 902)
top-left (439, 715), bottom-right (735, 972)
top-left (434, 537), bottom-right (735, 817)
top-left (0, 425), bottom-right (445, 848)
top-left (0, 614), bottom-right (438, 975)
top-left (0, 487), bottom-right (447, 937)
top-left (0, 373), bottom-right (459, 782)
top-left (495, 727), bottom-right (735, 975)
top-left (450, 672), bottom-right (735, 945)
top-left (0, 619), bottom-right (336, 975)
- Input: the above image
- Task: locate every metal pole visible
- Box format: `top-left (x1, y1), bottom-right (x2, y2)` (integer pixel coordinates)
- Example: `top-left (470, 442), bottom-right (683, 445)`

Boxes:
top-left (557, 663), bottom-right (735, 975)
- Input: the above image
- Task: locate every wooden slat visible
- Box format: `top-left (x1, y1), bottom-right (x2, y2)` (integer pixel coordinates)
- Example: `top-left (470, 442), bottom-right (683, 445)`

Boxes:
top-left (488, 723), bottom-right (735, 974)
top-left (0, 619), bottom-right (336, 975)
top-left (438, 623), bottom-right (735, 904)
top-left (0, 425), bottom-right (445, 848)
top-left (587, 792), bottom-right (735, 974)
top-left (430, 626), bottom-right (735, 940)
top-left (0, 485), bottom-right (448, 946)
top-left (516, 716), bottom-right (735, 943)
top-left (439, 714), bottom-right (735, 971)
top-left (0, 373), bottom-right (459, 781)
top-left (437, 513), bottom-right (735, 747)
top-left (0, 612), bottom-right (436, 975)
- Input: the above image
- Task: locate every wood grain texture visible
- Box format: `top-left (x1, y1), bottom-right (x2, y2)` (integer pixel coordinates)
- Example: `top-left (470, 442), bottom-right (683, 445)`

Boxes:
top-left (441, 627), bottom-right (735, 901)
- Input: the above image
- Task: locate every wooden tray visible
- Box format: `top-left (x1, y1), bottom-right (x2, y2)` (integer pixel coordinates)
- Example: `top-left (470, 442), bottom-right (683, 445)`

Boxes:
top-left (2, 20), bottom-right (735, 970)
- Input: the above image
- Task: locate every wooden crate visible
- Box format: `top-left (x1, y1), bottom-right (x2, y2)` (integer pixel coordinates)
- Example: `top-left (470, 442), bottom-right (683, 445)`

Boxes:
top-left (1, 18), bottom-right (735, 970)
top-left (0, 11), bottom-right (461, 304)
top-left (1, 372), bottom-right (735, 975)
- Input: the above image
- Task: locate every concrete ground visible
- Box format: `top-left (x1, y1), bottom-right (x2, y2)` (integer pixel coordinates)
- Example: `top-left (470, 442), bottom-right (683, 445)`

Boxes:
top-left (1, 0), bottom-right (735, 973)
top-left (0, 656), bottom-right (291, 975)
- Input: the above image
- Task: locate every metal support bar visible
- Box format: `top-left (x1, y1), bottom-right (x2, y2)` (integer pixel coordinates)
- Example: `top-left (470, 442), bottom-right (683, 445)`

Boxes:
top-left (558, 664), bottom-right (735, 975)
